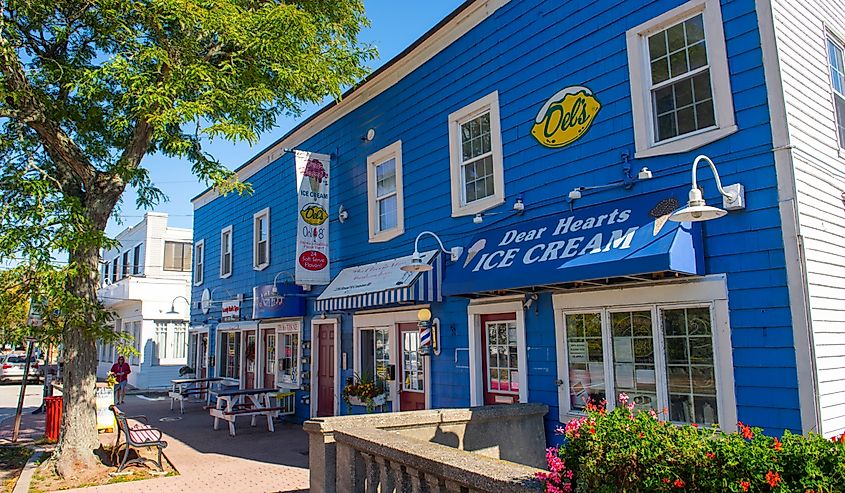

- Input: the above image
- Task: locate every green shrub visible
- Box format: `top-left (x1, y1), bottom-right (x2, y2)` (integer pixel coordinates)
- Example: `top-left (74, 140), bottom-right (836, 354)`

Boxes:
top-left (538, 394), bottom-right (845, 492)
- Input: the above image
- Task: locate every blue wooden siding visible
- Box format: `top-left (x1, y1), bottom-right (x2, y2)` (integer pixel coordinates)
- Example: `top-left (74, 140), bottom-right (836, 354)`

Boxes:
top-left (191, 0), bottom-right (802, 437)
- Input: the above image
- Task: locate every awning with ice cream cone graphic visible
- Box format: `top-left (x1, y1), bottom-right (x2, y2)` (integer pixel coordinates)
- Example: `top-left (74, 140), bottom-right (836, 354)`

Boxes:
top-left (442, 191), bottom-right (703, 296)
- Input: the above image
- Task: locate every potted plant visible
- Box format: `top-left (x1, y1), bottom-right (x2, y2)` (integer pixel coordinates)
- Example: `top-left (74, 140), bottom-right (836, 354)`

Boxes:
top-left (343, 373), bottom-right (388, 412)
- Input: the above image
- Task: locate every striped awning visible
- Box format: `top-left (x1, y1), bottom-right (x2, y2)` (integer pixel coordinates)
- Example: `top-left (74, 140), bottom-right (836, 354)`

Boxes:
top-left (314, 250), bottom-right (442, 312)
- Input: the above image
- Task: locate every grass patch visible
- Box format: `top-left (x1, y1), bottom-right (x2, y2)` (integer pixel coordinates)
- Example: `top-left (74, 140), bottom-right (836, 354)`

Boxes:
top-left (0, 446), bottom-right (34, 493)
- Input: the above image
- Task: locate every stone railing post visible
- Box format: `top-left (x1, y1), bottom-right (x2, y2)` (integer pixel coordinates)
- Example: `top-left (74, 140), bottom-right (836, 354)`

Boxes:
top-left (336, 442), bottom-right (365, 493)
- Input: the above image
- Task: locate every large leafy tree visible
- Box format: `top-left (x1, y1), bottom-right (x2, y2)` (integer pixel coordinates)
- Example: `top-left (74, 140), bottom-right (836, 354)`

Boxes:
top-left (0, 0), bottom-right (373, 475)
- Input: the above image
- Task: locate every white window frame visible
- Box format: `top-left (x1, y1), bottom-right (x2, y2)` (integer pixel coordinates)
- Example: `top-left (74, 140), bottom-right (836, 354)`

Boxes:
top-left (448, 90), bottom-right (505, 217)
top-left (153, 320), bottom-right (189, 364)
top-left (194, 239), bottom-right (204, 286)
top-left (367, 141), bottom-right (405, 242)
top-left (220, 225), bottom-right (233, 279)
top-left (826, 31), bottom-right (845, 151)
top-left (552, 275), bottom-right (736, 431)
top-left (253, 208), bottom-right (270, 271)
top-left (626, 0), bottom-right (736, 158)
top-left (271, 320), bottom-right (302, 389)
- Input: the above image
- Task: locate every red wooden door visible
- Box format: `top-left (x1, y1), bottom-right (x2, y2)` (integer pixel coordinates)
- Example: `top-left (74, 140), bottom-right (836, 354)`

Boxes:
top-left (199, 333), bottom-right (208, 379)
top-left (398, 323), bottom-right (425, 411)
top-left (317, 324), bottom-right (335, 417)
top-left (480, 313), bottom-right (519, 405)
top-left (263, 330), bottom-right (276, 388)
top-left (245, 331), bottom-right (256, 389)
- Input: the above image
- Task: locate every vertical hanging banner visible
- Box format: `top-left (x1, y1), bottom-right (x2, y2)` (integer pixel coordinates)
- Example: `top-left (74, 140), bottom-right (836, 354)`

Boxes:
top-left (295, 150), bottom-right (331, 284)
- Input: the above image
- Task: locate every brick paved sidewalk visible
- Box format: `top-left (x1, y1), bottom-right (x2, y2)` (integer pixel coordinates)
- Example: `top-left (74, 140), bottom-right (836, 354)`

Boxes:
top-left (2, 394), bottom-right (309, 493)
top-left (0, 408), bottom-right (46, 445)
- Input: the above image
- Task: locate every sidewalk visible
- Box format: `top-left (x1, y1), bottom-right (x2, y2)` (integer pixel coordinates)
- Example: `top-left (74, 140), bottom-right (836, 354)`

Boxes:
top-left (1, 394), bottom-right (310, 492)
top-left (0, 408), bottom-right (45, 445)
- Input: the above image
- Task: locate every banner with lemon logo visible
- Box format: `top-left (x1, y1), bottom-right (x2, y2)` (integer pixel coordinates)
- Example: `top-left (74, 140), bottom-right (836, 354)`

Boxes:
top-left (531, 86), bottom-right (601, 148)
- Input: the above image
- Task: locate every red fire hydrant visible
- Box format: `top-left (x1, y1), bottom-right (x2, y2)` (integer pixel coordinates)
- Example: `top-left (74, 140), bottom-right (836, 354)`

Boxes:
top-left (44, 396), bottom-right (62, 442)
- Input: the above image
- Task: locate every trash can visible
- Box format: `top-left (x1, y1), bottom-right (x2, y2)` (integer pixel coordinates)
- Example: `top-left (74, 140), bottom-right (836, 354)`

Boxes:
top-left (44, 396), bottom-right (62, 442)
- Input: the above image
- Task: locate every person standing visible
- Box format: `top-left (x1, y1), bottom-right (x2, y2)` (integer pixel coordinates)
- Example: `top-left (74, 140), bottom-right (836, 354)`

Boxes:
top-left (110, 356), bottom-right (131, 404)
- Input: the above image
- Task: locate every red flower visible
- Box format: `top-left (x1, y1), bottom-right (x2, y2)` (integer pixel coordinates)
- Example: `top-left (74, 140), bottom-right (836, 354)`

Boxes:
top-left (662, 478), bottom-right (671, 484)
top-left (739, 480), bottom-right (750, 492)
top-left (589, 426), bottom-right (596, 434)
top-left (773, 437), bottom-right (782, 452)
top-left (706, 452), bottom-right (716, 460)
top-left (691, 423), bottom-right (699, 428)
top-left (638, 432), bottom-right (644, 438)
top-left (738, 422), bottom-right (754, 440)
top-left (766, 471), bottom-right (781, 488)
top-left (673, 479), bottom-right (685, 488)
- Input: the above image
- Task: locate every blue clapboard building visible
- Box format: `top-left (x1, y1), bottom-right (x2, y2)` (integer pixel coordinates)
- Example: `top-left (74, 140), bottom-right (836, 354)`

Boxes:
top-left (188, 0), bottom-right (845, 440)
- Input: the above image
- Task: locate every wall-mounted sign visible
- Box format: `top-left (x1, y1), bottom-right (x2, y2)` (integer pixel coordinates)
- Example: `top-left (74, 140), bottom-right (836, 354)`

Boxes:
top-left (252, 283), bottom-right (306, 319)
top-left (531, 86), bottom-right (601, 148)
top-left (295, 151), bottom-right (331, 285)
top-left (221, 300), bottom-right (240, 322)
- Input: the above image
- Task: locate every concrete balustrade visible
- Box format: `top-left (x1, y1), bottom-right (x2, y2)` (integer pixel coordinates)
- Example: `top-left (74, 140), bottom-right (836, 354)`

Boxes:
top-left (304, 404), bottom-right (548, 493)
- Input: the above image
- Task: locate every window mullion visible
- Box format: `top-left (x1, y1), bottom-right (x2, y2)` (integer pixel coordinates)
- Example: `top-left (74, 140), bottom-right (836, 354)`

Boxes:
top-left (651, 65), bottom-right (710, 91)
top-left (461, 150), bottom-right (494, 168)
top-left (601, 309), bottom-right (615, 411)
top-left (652, 305), bottom-right (670, 417)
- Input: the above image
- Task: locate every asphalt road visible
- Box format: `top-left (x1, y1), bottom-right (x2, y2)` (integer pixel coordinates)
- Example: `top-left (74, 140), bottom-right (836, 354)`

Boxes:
top-left (0, 380), bottom-right (44, 425)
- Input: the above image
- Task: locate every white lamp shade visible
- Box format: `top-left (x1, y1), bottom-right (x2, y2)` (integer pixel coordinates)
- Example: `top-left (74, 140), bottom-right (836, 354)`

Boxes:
top-left (669, 204), bottom-right (727, 222)
top-left (400, 253), bottom-right (432, 272)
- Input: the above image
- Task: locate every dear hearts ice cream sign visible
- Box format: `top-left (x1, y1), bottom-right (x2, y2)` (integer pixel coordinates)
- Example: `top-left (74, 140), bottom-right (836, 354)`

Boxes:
top-left (442, 192), bottom-right (703, 296)
top-left (295, 150), bottom-right (331, 285)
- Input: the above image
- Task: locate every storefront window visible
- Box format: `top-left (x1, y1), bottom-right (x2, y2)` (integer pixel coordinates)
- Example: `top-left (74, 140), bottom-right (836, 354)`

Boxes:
top-left (188, 333), bottom-right (198, 370)
top-left (154, 321), bottom-right (188, 360)
top-left (279, 332), bottom-right (299, 385)
top-left (611, 310), bottom-right (658, 413)
top-left (401, 331), bottom-right (423, 391)
top-left (565, 313), bottom-right (605, 410)
top-left (662, 307), bottom-right (718, 424)
top-left (486, 321), bottom-right (518, 393)
top-left (265, 334), bottom-right (276, 377)
top-left (361, 328), bottom-right (390, 381)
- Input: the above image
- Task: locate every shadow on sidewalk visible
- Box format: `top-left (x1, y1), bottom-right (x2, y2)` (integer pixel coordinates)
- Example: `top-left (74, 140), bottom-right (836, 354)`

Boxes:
top-left (117, 395), bottom-right (310, 469)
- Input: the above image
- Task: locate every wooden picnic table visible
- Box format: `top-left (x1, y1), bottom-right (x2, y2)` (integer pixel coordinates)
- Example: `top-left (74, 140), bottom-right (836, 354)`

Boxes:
top-left (209, 387), bottom-right (295, 437)
top-left (169, 377), bottom-right (233, 413)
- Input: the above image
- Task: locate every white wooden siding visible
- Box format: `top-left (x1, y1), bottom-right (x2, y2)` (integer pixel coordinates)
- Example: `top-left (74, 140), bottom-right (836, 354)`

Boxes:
top-left (771, 0), bottom-right (845, 437)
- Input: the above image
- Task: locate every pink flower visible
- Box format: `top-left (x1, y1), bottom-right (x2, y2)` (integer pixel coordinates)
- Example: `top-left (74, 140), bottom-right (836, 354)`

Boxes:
top-left (619, 392), bottom-right (630, 405)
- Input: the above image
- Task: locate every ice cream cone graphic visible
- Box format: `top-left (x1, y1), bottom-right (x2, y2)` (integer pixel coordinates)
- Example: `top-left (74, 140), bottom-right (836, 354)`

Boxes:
top-left (464, 239), bottom-right (486, 268)
top-left (649, 198), bottom-right (680, 236)
top-left (309, 176), bottom-right (321, 193)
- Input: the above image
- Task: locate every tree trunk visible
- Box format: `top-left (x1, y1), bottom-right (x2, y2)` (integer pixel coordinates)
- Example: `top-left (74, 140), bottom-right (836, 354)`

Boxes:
top-left (55, 242), bottom-right (102, 477)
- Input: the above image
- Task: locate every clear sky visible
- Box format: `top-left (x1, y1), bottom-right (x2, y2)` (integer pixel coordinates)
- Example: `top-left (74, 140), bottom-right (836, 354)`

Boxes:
top-left (108, 1), bottom-right (463, 237)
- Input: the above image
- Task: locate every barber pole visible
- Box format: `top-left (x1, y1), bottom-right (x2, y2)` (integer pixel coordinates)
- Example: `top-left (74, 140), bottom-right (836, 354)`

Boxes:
top-left (419, 322), bottom-right (432, 351)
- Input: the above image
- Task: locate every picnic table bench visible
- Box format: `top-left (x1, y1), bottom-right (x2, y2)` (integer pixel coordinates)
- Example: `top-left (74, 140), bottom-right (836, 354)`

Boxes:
top-left (209, 387), bottom-right (295, 437)
top-left (110, 405), bottom-right (167, 473)
top-left (169, 377), bottom-right (232, 413)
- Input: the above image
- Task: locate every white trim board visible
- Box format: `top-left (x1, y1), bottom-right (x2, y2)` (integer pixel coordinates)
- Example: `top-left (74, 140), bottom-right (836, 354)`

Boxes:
top-left (193, 0), bottom-right (511, 211)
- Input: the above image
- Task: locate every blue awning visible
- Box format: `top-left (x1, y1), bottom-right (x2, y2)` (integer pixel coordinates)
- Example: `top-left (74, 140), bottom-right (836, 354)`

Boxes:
top-left (442, 191), bottom-right (703, 296)
top-left (315, 250), bottom-right (442, 311)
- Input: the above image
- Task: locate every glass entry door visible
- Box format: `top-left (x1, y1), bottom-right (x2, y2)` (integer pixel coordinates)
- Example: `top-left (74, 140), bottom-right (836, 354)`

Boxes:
top-left (398, 323), bottom-right (424, 410)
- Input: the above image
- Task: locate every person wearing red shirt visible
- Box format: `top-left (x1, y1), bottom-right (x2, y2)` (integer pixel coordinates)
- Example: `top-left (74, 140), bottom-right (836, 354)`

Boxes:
top-left (110, 356), bottom-right (131, 404)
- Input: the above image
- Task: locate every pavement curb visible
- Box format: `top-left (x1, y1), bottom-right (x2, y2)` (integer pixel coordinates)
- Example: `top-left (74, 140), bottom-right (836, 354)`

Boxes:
top-left (12, 448), bottom-right (44, 493)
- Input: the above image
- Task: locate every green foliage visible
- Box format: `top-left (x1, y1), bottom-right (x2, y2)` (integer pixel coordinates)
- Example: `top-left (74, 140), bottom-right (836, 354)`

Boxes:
top-left (539, 395), bottom-right (845, 493)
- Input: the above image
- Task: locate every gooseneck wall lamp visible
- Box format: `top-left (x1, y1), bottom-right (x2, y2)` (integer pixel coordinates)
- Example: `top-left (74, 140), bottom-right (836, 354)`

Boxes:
top-left (167, 296), bottom-right (190, 315)
top-left (400, 231), bottom-right (464, 273)
top-left (669, 155), bottom-right (746, 223)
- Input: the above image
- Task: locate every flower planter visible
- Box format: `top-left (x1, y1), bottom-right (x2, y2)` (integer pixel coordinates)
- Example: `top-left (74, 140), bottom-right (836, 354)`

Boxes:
top-left (347, 394), bottom-right (387, 408)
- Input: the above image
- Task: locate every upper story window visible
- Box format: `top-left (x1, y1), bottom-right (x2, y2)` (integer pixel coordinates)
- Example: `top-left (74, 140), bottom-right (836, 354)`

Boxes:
top-left (112, 258), bottom-right (118, 283)
top-left (626, 0), bottom-right (736, 157)
top-left (448, 91), bottom-right (505, 217)
top-left (253, 208), bottom-right (270, 270)
top-left (163, 241), bottom-right (192, 272)
top-left (367, 141), bottom-right (404, 242)
top-left (220, 226), bottom-right (233, 278)
top-left (122, 251), bottom-right (130, 278)
top-left (827, 35), bottom-right (845, 149)
top-left (194, 239), bottom-right (204, 286)
top-left (102, 263), bottom-right (109, 286)
top-left (132, 244), bottom-right (142, 275)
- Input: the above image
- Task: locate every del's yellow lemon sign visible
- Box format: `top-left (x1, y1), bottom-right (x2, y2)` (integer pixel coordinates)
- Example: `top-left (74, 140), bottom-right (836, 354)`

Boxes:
top-left (300, 203), bottom-right (328, 226)
top-left (531, 86), bottom-right (601, 148)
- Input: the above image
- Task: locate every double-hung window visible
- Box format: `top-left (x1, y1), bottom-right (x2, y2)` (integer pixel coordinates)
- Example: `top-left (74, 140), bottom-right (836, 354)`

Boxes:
top-left (103, 263), bottom-right (109, 286)
top-left (164, 241), bottom-right (192, 272)
top-left (132, 244), bottom-right (142, 275)
top-left (448, 91), bottom-right (505, 217)
top-left (194, 240), bottom-right (204, 285)
top-left (359, 327), bottom-right (390, 382)
top-left (122, 251), bottom-right (130, 278)
top-left (112, 258), bottom-right (118, 283)
top-left (253, 208), bottom-right (270, 270)
top-left (827, 35), bottom-right (845, 149)
top-left (367, 141), bottom-right (404, 242)
top-left (220, 226), bottom-right (233, 278)
top-left (154, 321), bottom-right (188, 361)
top-left (626, 0), bottom-right (736, 157)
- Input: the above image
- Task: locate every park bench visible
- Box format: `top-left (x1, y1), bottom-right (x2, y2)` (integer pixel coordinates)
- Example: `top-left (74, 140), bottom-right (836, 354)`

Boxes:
top-left (110, 405), bottom-right (167, 473)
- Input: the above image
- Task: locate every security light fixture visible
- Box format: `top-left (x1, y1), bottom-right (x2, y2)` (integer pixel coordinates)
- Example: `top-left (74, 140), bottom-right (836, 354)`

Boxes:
top-left (638, 167), bottom-right (653, 180)
top-left (473, 213), bottom-right (483, 224)
top-left (400, 231), bottom-right (463, 273)
top-left (417, 308), bottom-right (432, 322)
top-left (513, 195), bottom-right (525, 212)
top-left (568, 188), bottom-right (582, 201)
top-left (669, 155), bottom-right (746, 223)
top-left (338, 205), bottom-right (349, 223)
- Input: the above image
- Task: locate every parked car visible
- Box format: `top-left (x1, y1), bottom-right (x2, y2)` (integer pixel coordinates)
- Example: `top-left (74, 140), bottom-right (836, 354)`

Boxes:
top-left (0, 354), bottom-right (41, 384)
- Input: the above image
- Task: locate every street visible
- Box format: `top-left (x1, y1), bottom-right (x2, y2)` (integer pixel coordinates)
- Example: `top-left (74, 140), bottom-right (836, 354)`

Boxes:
top-left (0, 380), bottom-right (43, 426)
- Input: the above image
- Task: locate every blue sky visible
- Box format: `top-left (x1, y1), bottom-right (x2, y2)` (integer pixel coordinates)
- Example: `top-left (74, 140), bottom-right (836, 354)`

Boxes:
top-left (109, 1), bottom-right (462, 237)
